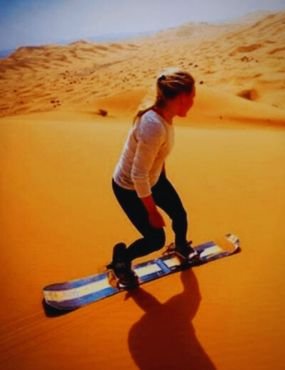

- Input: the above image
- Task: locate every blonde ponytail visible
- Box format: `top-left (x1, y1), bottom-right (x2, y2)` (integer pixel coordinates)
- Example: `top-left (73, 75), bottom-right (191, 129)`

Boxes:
top-left (133, 68), bottom-right (195, 123)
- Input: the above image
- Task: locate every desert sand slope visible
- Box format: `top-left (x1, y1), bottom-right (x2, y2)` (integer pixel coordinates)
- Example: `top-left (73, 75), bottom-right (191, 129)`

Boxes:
top-left (0, 110), bottom-right (284, 370)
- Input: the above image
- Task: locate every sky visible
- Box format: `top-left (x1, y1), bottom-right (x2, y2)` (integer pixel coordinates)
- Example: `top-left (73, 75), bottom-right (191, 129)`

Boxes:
top-left (0, 0), bottom-right (284, 50)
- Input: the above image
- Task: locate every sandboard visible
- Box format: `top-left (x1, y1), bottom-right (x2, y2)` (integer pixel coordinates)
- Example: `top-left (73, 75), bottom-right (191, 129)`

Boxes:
top-left (43, 233), bottom-right (240, 311)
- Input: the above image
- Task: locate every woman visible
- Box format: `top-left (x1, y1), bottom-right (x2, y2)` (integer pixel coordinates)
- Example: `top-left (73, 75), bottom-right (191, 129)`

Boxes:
top-left (109, 68), bottom-right (198, 286)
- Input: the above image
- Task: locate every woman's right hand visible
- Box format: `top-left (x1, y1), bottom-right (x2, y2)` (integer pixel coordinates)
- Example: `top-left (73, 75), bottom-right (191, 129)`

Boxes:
top-left (141, 194), bottom-right (165, 228)
top-left (148, 209), bottom-right (165, 229)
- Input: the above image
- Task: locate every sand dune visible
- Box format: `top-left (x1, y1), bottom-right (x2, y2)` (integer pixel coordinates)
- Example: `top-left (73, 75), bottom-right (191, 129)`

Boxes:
top-left (88, 85), bottom-right (285, 127)
top-left (0, 10), bottom-right (285, 370)
top-left (0, 11), bottom-right (285, 118)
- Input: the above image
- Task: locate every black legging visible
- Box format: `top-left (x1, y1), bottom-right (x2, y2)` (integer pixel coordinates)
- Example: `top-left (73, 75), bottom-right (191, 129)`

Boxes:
top-left (112, 172), bottom-right (188, 261)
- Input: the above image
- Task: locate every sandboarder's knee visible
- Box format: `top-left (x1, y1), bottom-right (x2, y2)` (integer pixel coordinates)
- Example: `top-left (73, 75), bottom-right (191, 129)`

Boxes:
top-left (148, 229), bottom-right (165, 252)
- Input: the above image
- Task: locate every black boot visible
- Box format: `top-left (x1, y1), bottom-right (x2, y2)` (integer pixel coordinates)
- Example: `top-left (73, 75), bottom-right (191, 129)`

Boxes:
top-left (174, 241), bottom-right (200, 263)
top-left (107, 243), bottom-right (138, 288)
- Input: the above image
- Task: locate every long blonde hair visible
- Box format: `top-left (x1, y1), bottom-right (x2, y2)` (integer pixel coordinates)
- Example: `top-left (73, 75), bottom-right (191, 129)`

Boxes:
top-left (134, 67), bottom-right (195, 123)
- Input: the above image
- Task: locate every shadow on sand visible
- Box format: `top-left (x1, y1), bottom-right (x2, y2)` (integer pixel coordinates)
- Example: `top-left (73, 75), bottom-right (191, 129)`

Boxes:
top-left (42, 299), bottom-right (78, 317)
top-left (128, 269), bottom-right (216, 370)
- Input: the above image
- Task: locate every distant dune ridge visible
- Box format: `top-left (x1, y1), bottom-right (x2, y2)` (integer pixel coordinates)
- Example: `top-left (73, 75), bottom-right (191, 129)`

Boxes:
top-left (0, 10), bottom-right (285, 120)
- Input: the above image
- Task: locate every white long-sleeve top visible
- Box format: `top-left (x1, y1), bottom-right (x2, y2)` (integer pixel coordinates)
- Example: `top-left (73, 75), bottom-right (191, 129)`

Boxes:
top-left (113, 109), bottom-right (174, 198)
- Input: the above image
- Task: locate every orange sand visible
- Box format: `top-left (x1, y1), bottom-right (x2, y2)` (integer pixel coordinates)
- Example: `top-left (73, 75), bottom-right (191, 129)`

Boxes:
top-left (0, 11), bottom-right (285, 370)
